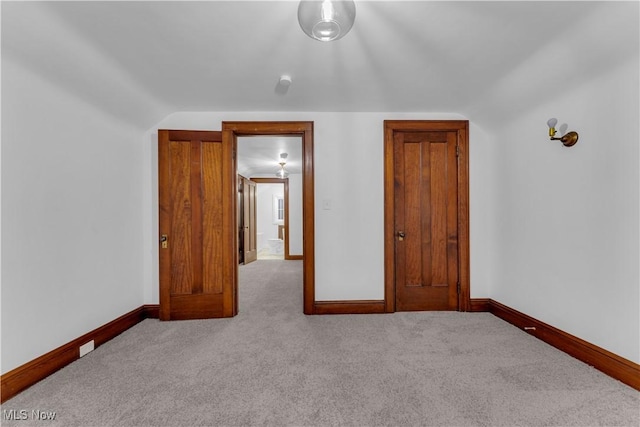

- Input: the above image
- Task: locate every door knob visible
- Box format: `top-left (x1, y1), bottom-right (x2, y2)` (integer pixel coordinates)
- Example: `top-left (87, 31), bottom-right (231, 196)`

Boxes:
top-left (397, 231), bottom-right (405, 241)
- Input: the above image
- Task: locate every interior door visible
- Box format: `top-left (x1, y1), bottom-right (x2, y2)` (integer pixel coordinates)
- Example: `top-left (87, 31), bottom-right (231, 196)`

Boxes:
top-left (392, 129), bottom-right (461, 311)
top-left (242, 177), bottom-right (257, 264)
top-left (238, 176), bottom-right (244, 264)
top-left (158, 130), bottom-right (237, 320)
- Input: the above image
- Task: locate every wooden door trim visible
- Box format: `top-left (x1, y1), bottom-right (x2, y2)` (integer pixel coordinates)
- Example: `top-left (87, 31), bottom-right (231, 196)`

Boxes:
top-left (383, 120), bottom-right (470, 313)
top-left (223, 122), bottom-right (315, 315)
top-left (250, 178), bottom-right (292, 259)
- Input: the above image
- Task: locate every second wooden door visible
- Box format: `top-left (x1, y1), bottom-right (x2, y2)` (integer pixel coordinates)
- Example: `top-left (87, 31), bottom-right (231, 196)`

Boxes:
top-left (385, 121), bottom-right (470, 312)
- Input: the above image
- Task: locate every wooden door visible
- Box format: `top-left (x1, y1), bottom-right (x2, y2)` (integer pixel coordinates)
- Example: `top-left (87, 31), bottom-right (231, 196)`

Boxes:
top-left (384, 121), bottom-right (470, 312)
top-left (242, 177), bottom-right (257, 264)
top-left (237, 176), bottom-right (244, 264)
top-left (158, 130), bottom-right (237, 320)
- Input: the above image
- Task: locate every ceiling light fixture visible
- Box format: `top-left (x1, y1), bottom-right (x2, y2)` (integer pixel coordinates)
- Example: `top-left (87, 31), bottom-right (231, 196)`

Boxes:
top-left (276, 163), bottom-right (289, 179)
top-left (547, 118), bottom-right (579, 147)
top-left (298, 0), bottom-right (356, 42)
top-left (276, 153), bottom-right (289, 178)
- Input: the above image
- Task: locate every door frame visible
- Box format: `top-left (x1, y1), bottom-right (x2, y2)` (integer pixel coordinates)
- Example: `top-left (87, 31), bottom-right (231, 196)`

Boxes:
top-left (383, 120), bottom-right (470, 313)
top-left (250, 178), bottom-right (302, 261)
top-left (222, 121), bottom-right (315, 315)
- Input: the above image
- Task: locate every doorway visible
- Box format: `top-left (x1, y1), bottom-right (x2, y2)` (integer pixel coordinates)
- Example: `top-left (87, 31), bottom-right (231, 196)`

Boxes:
top-left (250, 179), bottom-right (287, 261)
top-left (158, 123), bottom-right (314, 320)
top-left (236, 135), bottom-right (304, 262)
top-left (223, 122), bottom-right (315, 315)
top-left (383, 120), bottom-right (470, 312)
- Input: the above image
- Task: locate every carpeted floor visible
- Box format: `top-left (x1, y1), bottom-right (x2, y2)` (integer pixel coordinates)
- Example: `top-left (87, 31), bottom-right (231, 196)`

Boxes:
top-left (2, 260), bottom-right (638, 426)
top-left (257, 248), bottom-right (284, 260)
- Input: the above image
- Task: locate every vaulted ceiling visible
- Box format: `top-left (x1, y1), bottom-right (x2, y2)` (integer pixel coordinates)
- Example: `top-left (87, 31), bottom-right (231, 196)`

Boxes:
top-left (3, 1), bottom-right (638, 132)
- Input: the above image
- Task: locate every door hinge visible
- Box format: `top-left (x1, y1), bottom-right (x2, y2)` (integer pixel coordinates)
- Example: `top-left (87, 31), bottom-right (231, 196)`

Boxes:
top-left (457, 282), bottom-right (461, 294)
top-left (456, 145), bottom-right (460, 157)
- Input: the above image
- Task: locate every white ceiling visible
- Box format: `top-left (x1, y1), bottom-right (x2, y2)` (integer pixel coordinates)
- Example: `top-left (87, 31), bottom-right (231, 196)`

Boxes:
top-left (2, 1), bottom-right (638, 132)
top-left (237, 136), bottom-right (303, 177)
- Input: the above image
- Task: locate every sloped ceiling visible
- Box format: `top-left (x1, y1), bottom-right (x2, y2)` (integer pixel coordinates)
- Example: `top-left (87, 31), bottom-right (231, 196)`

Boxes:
top-left (2, 1), bottom-right (638, 130)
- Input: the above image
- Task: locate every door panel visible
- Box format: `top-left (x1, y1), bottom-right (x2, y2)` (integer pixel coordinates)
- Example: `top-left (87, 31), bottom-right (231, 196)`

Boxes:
top-left (393, 130), bottom-right (460, 311)
top-left (237, 176), bottom-right (244, 264)
top-left (169, 141), bottom-right (194, 295)
top-left (243, 177), bottom-right (257, 264)
top-left (159, 129), bottom-right (235, 320)
top-left (202, 142), bottom-right (224, 293)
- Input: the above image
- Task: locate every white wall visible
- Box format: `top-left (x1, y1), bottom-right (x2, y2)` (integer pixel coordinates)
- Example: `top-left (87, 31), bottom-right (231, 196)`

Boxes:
top-left (144, 112), bottom-right (493, 303)
top-left (490, 57), bottom-right (639, 364)
top-left (1, 56), bottom-right (145, 374)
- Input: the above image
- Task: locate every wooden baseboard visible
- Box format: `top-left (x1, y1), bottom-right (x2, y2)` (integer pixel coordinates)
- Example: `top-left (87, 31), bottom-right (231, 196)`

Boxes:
top-left (3, 298), bottom-right (637, 404)
top-left (285, 255), bottom-right (303, 261)
top-left (488, 299), bottom-right (640, 391)
top-left (314, 300), bottom-right (386, 315)
top-left (143, 304), bottom-right (160, 319)
top-left (1, 305), bottom-right (158, 403)
top-left (468, 298), bottom-right (490, 312)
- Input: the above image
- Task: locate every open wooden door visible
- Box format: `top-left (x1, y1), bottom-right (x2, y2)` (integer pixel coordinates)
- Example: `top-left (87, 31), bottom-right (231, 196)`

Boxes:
top-left (158, 130), bottom-right (237, 320)
top-left (242, 177), bottom-right (257, 264)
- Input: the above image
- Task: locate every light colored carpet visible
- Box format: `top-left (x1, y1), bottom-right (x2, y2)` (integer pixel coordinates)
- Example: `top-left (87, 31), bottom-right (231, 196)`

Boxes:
top-left (257, 248), bottom-right (283, 260)
top-left (2, 260), bottom-right (638, 426)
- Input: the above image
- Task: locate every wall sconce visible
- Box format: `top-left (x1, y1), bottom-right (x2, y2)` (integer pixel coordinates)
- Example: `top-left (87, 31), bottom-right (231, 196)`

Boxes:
top-left (547, 118), bottom-right (579, 147)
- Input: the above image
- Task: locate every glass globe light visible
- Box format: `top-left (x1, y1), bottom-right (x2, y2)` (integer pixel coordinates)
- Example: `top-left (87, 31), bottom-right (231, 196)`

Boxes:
top-left (276, 163), bottom-right (289, 179)
top-left (298, 0), bottom-right (356, 42)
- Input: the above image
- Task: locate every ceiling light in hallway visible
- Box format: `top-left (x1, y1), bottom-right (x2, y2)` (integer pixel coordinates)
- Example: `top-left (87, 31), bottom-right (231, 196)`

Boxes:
top-left (276, 153), bottom-right (290, 178)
